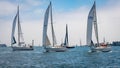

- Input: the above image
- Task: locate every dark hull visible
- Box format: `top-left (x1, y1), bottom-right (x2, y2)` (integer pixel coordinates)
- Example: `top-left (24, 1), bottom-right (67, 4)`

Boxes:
top-left (12, 47), bottom-right (34, 51)
top-left (0, 44), bottom-right (7, 47)
top-left (66, 46), bottom-right (75, 49)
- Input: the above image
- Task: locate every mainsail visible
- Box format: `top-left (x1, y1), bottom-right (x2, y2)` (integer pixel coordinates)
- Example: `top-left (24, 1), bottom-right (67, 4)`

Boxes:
top-left (87, 1), bottom-right (99, 46)
top-left (11, 6), bottom-right (25, 46)
top-left (42, 3), bottom-right (50, 47)
top-left (43, 2), bottom-right (57, 48)
top-left (11, 13), bottom-right (17, 45)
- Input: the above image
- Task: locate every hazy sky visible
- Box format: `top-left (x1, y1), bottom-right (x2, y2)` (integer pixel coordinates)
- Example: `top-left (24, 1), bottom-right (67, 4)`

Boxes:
top-left (0, 0), bottom-right (120, 46)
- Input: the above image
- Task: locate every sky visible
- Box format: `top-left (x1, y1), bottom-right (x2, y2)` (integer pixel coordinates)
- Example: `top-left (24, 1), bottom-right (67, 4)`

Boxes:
top-left (0, 0), bottom-right (120, 46)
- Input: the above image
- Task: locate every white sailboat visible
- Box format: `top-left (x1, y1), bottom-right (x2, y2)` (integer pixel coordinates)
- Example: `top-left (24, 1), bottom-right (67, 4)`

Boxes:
top-left (63, 24), bottom-right (75, 48)
top-left (86, 1), bottom-right (111, 52)
top-left (11, 6), bottom-right (33, 51)
top-left (42, 2), bottom-right (67, 52)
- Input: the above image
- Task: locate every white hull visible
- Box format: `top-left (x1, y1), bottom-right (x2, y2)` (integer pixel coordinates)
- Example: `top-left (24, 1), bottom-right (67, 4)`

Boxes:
top-left (45, 47), bottom-right (67, 52)
top-left (12, 46), bottom-right (33, 51)
top-left (91, 46), bottom-right (111, 52)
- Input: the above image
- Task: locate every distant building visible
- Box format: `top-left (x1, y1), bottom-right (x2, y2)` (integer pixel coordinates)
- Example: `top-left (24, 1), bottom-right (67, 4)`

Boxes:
top-left (112, 41), bottom-right (120, 46)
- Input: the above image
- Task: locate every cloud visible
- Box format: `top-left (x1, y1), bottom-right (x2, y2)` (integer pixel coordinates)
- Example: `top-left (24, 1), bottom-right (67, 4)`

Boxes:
top-left (0, 1), bottom-right (16, 16)
top-left (97, 0), bottom-right (120, 43)
top-left (25, 0), bottom-right (44, 6)
top-left (50, 0), bottom-right (120, 45)
top-left (0, 0), bottom-right (120, 46)
top-left (52, 6), bottom-right (89, 45)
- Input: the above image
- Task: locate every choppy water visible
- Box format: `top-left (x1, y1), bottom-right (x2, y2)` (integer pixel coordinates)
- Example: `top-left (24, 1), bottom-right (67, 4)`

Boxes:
top-left (0, 46), bottom-right (120, 68)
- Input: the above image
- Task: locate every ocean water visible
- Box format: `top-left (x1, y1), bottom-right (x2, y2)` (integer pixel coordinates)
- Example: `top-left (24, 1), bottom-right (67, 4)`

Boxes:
top-left (0, 46), bottom-right (120, 68)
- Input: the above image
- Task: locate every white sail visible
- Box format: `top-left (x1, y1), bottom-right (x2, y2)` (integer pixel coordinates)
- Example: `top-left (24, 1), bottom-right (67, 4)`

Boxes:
top-left (50, 2), bottom-right (57, 46)
top-left (42, 3), bottom-right (50, 47)
top-left (87, 2), bottom-right (95, 45)
top-left (11, 6), bottom-right (25, 46)
top-left (18, 19), bottom-right (25, 45)
top-left (42, 2), bottom-right (67, 52)
top-left (46, 35), bottom-right (51, 45)
top-left (43, 2), bottom-right (57, 48)
top-left (87, 1), bottom-right (99, 46)
top-left (11, 12), bottom-right (17, 45)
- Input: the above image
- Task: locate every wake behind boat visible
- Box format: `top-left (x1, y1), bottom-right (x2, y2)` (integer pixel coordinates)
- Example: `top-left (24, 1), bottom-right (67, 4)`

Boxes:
top-left (42, 2), bottom-right (67, 52)
top-left (86, 1), bottom-right (111, 52)
top-left (11, 6), bottom-right (33, 51)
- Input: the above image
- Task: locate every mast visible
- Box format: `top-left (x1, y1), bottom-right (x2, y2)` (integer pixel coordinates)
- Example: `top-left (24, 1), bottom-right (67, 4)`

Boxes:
top-left (66, 24), bottom-right (69, 46)
top-left (32, 40), bottom-right (34, 46)
top-left (17, 6), bottom-right (20, 46)
top-left (93, 1), bottom-right (99, 46)
top-left (64, 24), bottom-right (69, 46)
top-left (80, 39), bottom-right (82, 46)
top-left (103, 37), bottom-right (105, 43)
top-left (50, 2), bottom-right (57, 47)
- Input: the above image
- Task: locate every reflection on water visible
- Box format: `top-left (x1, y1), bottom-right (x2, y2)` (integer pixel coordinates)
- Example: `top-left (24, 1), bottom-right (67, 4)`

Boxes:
top-left (0, 46), bottom-right (120, 68)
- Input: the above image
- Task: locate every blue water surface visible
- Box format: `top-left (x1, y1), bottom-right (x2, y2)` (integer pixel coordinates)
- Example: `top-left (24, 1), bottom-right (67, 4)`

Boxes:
top-left (0, 46), bottom-right (120, 68)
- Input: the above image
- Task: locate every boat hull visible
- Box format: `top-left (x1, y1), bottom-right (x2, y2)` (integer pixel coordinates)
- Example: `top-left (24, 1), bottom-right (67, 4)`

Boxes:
top-left (66, 46), bottom-right (75, 49)
top-left (91, 46), bottom-right (111, 52)
top-left (45, 47), bottom-right (67, 52)
top-left (12, 46), bottom-right (34, 51)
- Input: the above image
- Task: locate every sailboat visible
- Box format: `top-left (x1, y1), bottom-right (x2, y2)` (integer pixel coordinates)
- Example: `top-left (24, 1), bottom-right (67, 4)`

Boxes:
top-left (0, 44), bottom-right (7, 47)
top-left (86, 1), bottom-right (111, 52)
top-left (62, 24), bottom-right (75, 48)
top-left (0, 41), bottom-right (7, 47)
top-left (11, 6), bottom-right (33, 51)
top-left (42, 2), bottom-right (67, 52)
